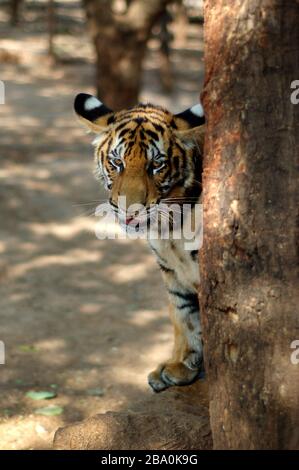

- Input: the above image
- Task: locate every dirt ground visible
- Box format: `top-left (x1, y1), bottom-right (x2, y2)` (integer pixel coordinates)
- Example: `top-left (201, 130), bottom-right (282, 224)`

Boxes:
top-left (0, 2), bottom-right (204, 449)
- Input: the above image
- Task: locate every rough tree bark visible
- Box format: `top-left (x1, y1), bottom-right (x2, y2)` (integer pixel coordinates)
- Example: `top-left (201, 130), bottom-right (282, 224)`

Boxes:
top-left (200, 0), bottom-right (299, 449)
top-left (47, 0), bottom-right (56, 60)
top-left (10, 0), bottom-right (23, 25)
top-left (82, 0), bottom-right (172, 109)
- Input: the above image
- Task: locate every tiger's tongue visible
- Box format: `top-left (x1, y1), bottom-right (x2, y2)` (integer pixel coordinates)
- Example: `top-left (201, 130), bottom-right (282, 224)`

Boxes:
top-left (125, 216), bottom-right (135, 225)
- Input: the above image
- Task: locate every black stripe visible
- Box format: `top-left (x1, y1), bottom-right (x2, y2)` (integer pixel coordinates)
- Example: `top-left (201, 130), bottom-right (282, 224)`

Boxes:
top-left (118, 109), bottom-right (167, 123)
top-left (107, 115), bottom-right (115, 125)
top-left (118, 127), bottom-right (132, 138)
top-left (145, 129), bottom-right (159, 141)
top-left (175, 108), bottom-right (205, 128)
top-left (134, 117), bottom-right (144, 125)
top-left (170, 118), bottom-right (178, 129)
top-left (150, 245), bottom-right (168, 266)
top-left (105, 136), bottom-right (113, 156)
top-left (152, 123), bottom-right (165, 134)
top-left (193, 146), bottom-right (203, 176)
top-left (114, 120), bottom-right (132, 132)
top-left (139, 129), bottom-right (146, 141)
top-left (158, 262), bottom-right (174, 274)
top-left (169, 290), bottom-right (199, 314)
top-left (126, 141), bottom-right (135, 151)
top-left (147, 139), bottom-right (160, 153)
top-left (169, 290), bottom-right (199, 305)
top-left (135, 103), bottom-right (168, 113)
top-left (174, 142), bottom-right (187, 172)
top-left (178, 303), bottom-right (199, 314)
top-left (118, 137), bottom-right (128, 146)
top-left (74, 93), bottom-right (112, 122)
top-left (184, 183), bottom-right (202, 204)
top-left (140, 141), bottom-right (148, 152)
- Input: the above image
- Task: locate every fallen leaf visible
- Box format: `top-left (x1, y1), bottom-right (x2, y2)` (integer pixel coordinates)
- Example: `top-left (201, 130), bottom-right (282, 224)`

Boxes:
top-left (34, 405), bottom-right (64, 416)
top-left (18, 344), bottom-right (38, 353)
top-left (15, 379), bottom-right (25, 385)
top-left (87, 387), bottom-right (105, 397)
top-left (26, 390), bottom-right (57, 400)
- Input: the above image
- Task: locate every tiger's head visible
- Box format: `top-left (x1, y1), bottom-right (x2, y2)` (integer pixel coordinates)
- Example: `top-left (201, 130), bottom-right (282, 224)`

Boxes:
top-left (74, 94), bottom-right (204, 226)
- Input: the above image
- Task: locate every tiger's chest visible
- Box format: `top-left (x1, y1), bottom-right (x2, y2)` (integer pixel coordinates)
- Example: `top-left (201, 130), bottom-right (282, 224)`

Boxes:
top-left (149, 238), bottom-right (199, 292)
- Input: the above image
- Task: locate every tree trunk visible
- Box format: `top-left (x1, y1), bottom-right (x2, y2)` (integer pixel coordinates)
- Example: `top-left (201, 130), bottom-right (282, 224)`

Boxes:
top-left (157, 10), bottom-right (173, 93)
top-left (200, 0), bottom-right (299, 449)
top-left (10, 0), bottom-right (23, 25)
top-left (93, 30), bottom-right (148, 109)
top-left (82, 0), bottom-right (172, 109)
top-left (47, 0), bottom-right (56, 60)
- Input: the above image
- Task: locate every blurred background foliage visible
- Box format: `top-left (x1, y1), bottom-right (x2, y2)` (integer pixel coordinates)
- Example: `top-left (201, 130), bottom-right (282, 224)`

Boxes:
top-left (1, 0), bottom-right (203, 107)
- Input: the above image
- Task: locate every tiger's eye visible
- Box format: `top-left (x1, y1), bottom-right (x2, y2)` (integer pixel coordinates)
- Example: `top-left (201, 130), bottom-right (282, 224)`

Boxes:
top-left (151, 162), bottom-right (165, 175)
top-left (109, 156), bottom-right (123, 172)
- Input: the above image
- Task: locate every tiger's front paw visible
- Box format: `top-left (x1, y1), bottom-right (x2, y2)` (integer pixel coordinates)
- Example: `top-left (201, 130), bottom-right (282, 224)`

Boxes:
top-left (148, 361), bottom-right (202, 393)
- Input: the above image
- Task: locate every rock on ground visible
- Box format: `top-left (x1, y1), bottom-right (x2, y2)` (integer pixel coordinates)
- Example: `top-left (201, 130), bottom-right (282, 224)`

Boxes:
top-left (53, 381), bottom-right (212, 450)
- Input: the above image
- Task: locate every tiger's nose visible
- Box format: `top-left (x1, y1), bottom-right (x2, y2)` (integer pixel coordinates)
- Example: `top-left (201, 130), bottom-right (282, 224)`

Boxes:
top-left (109, 197), bottom-right (146, 219)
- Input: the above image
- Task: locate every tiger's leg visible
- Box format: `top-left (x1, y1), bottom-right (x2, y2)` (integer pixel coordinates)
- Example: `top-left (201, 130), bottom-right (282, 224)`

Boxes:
top-left (148, 283), bottom-right (203, 393)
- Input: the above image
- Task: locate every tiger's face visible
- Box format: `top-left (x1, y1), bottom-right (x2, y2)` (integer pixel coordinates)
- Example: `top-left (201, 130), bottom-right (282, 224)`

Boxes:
top-left (74, 94), bottom-right (204, 226)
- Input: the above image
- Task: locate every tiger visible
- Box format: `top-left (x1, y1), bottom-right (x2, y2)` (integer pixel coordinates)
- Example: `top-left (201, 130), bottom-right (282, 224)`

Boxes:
top-left (74, 93), bottom-right (205, 392)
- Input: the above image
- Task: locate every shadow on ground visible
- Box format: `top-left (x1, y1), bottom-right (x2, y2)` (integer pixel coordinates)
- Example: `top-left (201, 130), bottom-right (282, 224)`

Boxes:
top-left (0, 4), bottom-right (204, 449)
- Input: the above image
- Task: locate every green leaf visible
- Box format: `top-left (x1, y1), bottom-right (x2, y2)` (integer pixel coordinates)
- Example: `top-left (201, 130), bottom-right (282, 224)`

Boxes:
top-left (15, 378), bottom-right (25, 385)
top-left (86, 388), bottom-right (105, 397)
top-left (34, 405), bottom-right (64, 416)
top-left (18, 344), bottom-right (38, 353)
top-left (26, 390), bottom-right (57, 400)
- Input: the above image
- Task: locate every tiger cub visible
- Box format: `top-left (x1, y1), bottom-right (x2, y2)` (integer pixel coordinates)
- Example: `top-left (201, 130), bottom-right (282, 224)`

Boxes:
top-left (74, 93), bottom-right (205, 392)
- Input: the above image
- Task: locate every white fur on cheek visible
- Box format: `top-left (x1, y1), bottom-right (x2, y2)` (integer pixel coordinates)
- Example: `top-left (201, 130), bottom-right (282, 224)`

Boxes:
top-left (85, 96), bottom-right (102, 111)
top-left (190, 103), bottom-right (204, 117)
top-left (92, 133), bottom-right (106, 147)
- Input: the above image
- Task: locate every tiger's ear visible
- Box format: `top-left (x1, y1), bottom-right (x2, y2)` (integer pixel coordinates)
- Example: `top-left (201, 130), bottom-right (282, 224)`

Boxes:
top-left (173, 103), bottom-right (205, 130)
top-left (174, 125), bottom-right (205, 154)
top-left (74, 93), bottom-right (115, 132)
